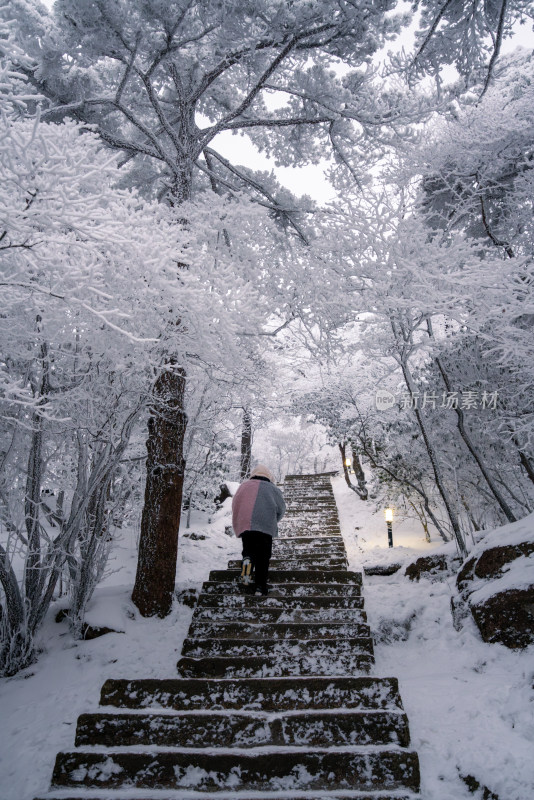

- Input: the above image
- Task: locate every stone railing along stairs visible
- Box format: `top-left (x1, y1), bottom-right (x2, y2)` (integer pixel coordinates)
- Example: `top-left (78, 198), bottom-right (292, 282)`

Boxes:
top-left (35, 472), bottom-right (420, 799)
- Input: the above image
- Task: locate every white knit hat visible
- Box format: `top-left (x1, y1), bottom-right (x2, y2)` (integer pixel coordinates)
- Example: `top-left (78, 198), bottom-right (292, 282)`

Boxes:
top-left (250, 464), bottom-right (275, 483)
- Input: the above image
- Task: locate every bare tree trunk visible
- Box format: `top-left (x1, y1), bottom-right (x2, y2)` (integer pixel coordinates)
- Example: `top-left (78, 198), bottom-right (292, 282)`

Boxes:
top-left (427, 319), bottom-right (517, 523)
top-left (406, 498), bottom-right (431, 543)
top-left (339, 442), bottom-right (352, 487)
top-left (460, 494), bottom-right (480, 533)
top-left (240, 407), bottom-right (252, 480)
top-left (399, 358), bottom-right (468, 558)
top-left (388, 316), bottom-right (467, 556)
top-left (350, 444), bottom-right (368, 500)
top-left (339, 442), bottom-right (367, 499)
top-left (24, 339), bottom-right (50, 614)
top-left (132, 367), bottom-right (187, 617)
top-left (24, 412), bottom-right (43, 607)
top-left (132, 164), bottom-right (195, 618)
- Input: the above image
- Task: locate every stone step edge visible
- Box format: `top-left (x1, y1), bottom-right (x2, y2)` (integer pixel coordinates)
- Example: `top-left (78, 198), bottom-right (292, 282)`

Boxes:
top-left (200, 583), bottom-right (361, 589)
top-left (78, 708), bottom-right (409, 719)
top-left (36, 792), bottom-right (420, 799)
top-left (175, 656), bottom-right (375, 675)
top-left (226, 558), bottom-right (349, 564)
top-left (52, 743), bottom-right (417, 757)
top-left (208, 571), bottom-right (362, 583)
top-left (274, 535), bottom-right (343, 540)
top-left (186, 620), bottom-right (369, 628)
top-left (197, 593), bottom-right (363, 600)
top-left (182, 636), bottom-right (374, 647)
top-left (197, 592), bottom-right (365, 601)
top-left (49, 748), bottom-right (420, 791)
top-left (194, 601), bottom-right (366, 610)
top-left (99, 675), bottom-right (403, 707)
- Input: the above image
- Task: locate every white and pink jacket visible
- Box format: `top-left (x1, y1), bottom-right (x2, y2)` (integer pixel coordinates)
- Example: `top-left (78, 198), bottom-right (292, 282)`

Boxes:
top-left (232, 477), bottom-right (286, 538)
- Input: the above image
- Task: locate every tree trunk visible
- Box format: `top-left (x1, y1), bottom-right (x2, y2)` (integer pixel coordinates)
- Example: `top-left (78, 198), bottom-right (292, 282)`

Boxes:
top-left (339, 442), bottom-right (351, 487)
top-left (427, 320), bottom-right (517, 523)
top-left (240, 407), bottom-right (252, 480)
top-left (517, 447), bottom-right (534, 487)
top-left (400, 359), bottom-right (468, 558)
top-left (132, 366), bottom-right (187, 617)
top-left (133, 163), bottom-right (192, 618)
top-left (350, 444), bottom-right (368, 500)
top-left (339, 442), bottom-right (367, 499)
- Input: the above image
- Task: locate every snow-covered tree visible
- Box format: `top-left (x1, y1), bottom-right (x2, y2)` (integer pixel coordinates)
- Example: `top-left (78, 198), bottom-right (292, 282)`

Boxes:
top-left (6, 0), bottom-right (420, 615)
top-left (0, 112), bottom-right (282, 670)
top-left (407, 0), bottom-right (533, 96)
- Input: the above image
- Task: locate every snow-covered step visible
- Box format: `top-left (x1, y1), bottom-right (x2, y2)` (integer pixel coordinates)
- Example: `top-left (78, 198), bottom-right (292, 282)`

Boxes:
top-left (196, 594), bottom-right (366, 611)
top-left (282, 504), bottom-right (337, 511)
top-left (50, 748), bottom-right (420, 793)
top-left (192, 606), bottom-right (368, 624)
top-left (272, 541), bottom-right (346, 555)
top-left (270, 550), bottom-right (348, 563)
top-left (227, 557), bottom-right (349, 570)
top-left (176, 650), bottom-right (374, 678)
top-left (187, 621), bottom-right (370, 640)
top-left (273, 534), bottom-right (345, 545)
top-left (74, 709), bottom-right (410, 748)
top-left (273, 538), bottom-right (345, 548)
top-left (180, 635), bottom-right (374, 659)
top-left (36, 794), bottom-right (420, 800)
top-left (99, 676), bottom-right (406, 712)
top-left (199, 581), bottom-right (362, 597)
top-left (281, 504), bottom-right (337, 511)
top-left (278, 523), bottom-right (342, 537)
top-left (207, 569), bottom-right (362, 584)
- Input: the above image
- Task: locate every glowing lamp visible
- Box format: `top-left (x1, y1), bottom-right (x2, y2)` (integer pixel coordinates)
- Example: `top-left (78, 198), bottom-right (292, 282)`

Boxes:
top-left (385, 508), bottom-right (394, 547)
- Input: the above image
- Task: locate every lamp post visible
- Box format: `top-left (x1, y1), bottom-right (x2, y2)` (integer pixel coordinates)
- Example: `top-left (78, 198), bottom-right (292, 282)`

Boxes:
top-left (345, 457), bottom-right (352, 474)
top-left (385, 507), bottom-right (393, 548)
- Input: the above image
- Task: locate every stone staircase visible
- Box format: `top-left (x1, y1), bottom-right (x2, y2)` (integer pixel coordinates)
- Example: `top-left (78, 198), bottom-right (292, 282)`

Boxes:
top-left (35, 472), bottom-right (420, 799)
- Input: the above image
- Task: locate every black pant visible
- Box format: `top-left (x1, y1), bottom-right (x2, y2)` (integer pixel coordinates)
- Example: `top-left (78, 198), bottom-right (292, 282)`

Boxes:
top-left (241, 531), bottom-right (272, 591)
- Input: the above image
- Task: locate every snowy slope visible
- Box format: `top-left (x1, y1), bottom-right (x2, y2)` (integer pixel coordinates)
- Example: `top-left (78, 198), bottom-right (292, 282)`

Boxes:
top-left (0, 499), bottom-right (239, 800)
top-left (331, 475), bottom-right (534, 800)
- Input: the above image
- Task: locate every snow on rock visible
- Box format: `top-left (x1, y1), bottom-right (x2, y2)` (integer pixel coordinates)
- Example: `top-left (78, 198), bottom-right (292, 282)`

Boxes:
top-left (470, 511), bottom-right (534, 554)
top-left (452, 511), bottom-right (534, 649)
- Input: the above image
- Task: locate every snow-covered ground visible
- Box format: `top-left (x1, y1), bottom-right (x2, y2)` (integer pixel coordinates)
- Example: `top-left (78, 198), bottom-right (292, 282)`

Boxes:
top-left (0, 500), bottom-right (239, 800)
top-left (332, 474), bottom-right (534, 800)
top-left (0, 478), bottom-right (533, 800)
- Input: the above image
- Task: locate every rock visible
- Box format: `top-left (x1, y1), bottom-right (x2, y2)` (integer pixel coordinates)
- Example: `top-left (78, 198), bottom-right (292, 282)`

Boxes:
top-left (454, 534), bottom-right (534, 649)
top-left (457, 542), bottom-right (534, 592)
top-left (405, 554), bottom-right (449, 581)
top-left (456, 555), bottom-right (477, 592)
top-left (55, 608), bottom-right (122, 639)
top-left (364, 564), bottom-right (402, 576)
top-left (175, 588), bottom-right (199, 608)
top-left (224, 525), bottom-right (234, 537)
top-left (470, 587), bottom-right (534, 649)
top-left (214, 482), bottom-right (232, 507)
top-left (474, 542), bottom-right (534, 580)
top-left (450, 594), bottom-right (471, 632)
top-left (460, 771), bottom-right (500, 799)
top-left (81, 624), bottom-right (122, 641)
